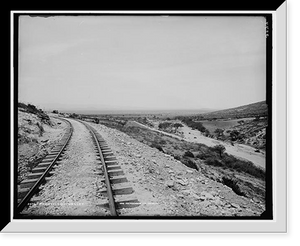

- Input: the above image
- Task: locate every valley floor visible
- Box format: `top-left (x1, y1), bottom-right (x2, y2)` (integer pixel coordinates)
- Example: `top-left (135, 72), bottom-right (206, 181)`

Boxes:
top-left (132, 121), bottom-right (266, 170)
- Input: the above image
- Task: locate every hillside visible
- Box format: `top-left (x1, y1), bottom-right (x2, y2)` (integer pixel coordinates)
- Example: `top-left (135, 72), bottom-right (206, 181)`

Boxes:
top-left (17, 103), bottom-right (66, 184)
top-left (194, 101), bottom-right (268, 120)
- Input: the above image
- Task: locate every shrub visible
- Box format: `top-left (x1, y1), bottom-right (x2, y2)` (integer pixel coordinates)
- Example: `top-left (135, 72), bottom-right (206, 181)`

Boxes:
top-left (204, 129), bottom-right (210, 136)
top-left (173, 123), bottom-right (183, 128)
top-left (27, 104), bottom-right (40, 114)
top-left (209, 144), bottom-right (226, 158)
top-left (18, 102), bottom-right (27, 109)
top-left (183, 151), bottom-right (194, 158)
top-left (159, 139), bottom-right (167, 145)
top-left (182, 118), bottom-right (207, 133)
top-left (214, 128), bottom-right (224, 137)
top-left (253, 116), bottom-right (261, 121)
top-left (222, 155), bottom-right (236, 165)
top-left (196, 153), bottom-right (209, 159)
top-left (235, 161), bottom-right (265, 179)
top-left (221, 154), bottom-right (265, 179)
top-left (205, 157), bottom-right (224, 167)
top-left (158, 122), bottom-right (173, 129)
top-left (181, 158), bottom-right (198, 170)
top-left (222, 176), bottom-right (246, 196)
top-left (36, 122), bottom-right (44, 136)
top-left (150, 143), bottom-right (164, 153)
top-left (229, 130), bottom-right (244, 141)
top-left (69, 113), bottom-right (79, 119)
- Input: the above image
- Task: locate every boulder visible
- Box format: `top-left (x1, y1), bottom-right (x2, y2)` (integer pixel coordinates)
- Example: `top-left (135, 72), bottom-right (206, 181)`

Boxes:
top-left (181, 190), bottom-right (191, 195)
top-left (176, 180), bottom-right (188, 186)
top-left (165, 180), bottom-right (174, 188)
top-left (200, 191), bottom-right (214, 200)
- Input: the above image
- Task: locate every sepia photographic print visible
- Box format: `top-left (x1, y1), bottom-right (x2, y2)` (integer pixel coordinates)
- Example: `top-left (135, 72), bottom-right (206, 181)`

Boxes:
top-left (5, 6), bottom-right (287, 233)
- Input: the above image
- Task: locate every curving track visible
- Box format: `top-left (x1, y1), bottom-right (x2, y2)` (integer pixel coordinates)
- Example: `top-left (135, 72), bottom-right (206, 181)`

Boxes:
top-left (17, 118), bottom-right (73, 214)
top-left (79, 120), bottom-right (140, 216)
top-left (17, 117), bottom-right (140, 216)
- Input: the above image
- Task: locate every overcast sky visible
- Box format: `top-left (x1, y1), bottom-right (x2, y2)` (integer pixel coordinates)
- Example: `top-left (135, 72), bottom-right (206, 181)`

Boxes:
top-left (18, 15), bottom-right (267, 112)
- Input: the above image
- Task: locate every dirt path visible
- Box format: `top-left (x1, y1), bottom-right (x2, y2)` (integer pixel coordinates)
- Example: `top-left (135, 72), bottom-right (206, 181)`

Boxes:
top-left (131, 121), bottom-right (265, 170)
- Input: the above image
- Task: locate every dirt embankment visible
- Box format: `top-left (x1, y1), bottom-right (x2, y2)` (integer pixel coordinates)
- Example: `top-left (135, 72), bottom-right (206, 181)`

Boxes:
top-left (18, 110), bottom-right (67, 184)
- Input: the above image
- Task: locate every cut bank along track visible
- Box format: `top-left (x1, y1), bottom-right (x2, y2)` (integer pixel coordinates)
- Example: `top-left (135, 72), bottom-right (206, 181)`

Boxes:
top-left (17, 117), bottom-right (73, 214)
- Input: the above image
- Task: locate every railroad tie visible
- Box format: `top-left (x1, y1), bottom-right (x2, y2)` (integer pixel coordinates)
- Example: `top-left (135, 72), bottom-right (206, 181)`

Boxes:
top-left (17, 116), bottom-right (73, 214)
top-left (79, 120), bottom-right (140, 216)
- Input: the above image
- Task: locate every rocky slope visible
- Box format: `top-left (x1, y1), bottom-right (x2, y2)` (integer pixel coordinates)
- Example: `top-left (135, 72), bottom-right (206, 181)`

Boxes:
top-left (227, 118), bottom-right (267, 149)
top-left (17, 107), bottom-right (66, 184)
top-left (84, 121), bottom-right (265, 216)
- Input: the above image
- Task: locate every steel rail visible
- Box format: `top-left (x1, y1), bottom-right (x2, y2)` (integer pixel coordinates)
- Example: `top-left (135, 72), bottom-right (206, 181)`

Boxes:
top-left (81, 121), bottom-right (117, 216)
top-left (16, 118), bottom-right (73, 213)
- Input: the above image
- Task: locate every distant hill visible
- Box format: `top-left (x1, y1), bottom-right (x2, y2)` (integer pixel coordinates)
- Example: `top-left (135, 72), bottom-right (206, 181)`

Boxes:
top-left (194, 101), bottom-right (268, 120)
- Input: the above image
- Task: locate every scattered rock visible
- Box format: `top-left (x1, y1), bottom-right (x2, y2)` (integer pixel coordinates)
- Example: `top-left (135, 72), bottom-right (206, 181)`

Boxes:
top-left (200, 191), bottom-right (214, 200)
top-left (181, 190), bottom-right (190, 195)
top-left (165, 180), bottom-right (174, 188)
top-left (200, 201), bottom-right (210, 208)
top-left (252, 197), bottom-right (261, 203)
top-left (176, 180), bottom-right (188, 186)
top-left (231, 203), bottom-right (241, 209)
top-left (212, 197), bottom-right (224, 206)
top-left (210, 191), bottom-right (218, 197)
top-left (190, 193), bottom-right (201, 200)
top-left (199, 196), bottom-right (206, 201)
top-left (177, 194), bottom-right (185, 199)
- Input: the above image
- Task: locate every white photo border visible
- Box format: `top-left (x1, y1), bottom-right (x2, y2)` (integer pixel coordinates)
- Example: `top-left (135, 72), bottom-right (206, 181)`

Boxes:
top-left (4, 4), bottom-right (287, 233)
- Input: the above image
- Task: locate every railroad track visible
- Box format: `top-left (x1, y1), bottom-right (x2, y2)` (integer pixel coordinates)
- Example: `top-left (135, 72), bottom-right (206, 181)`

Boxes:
top-left (79, 120), bottom-right (140, 216)
top-left (16, 117), bottom-right (73, 214)
top-left (17, 117), bottom-right (139, 216)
